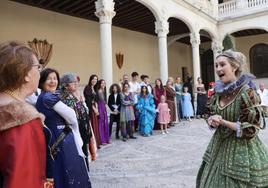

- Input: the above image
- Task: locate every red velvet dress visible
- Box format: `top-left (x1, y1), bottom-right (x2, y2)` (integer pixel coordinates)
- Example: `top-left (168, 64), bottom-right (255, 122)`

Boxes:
top-left (0, 120), bottom-right (46, 188)
top-left (0, 102), bottom-right (46, 188)
top-left (153, 87), bottom-right (166, 129)
top-left (84, 85), bottom-right (102, 148)
top-left (153, 86), bottom-right (166, 107)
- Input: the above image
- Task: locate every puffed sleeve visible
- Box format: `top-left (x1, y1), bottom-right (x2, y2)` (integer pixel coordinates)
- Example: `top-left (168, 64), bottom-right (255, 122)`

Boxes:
top-left (204, 93), bottom-right (217, 124)
top-left (135, 95), bottom-right (143, 110)
top-left (207, 94), bottom-right (217, 116)
top-left (129, 92), bottom-right (135, 105)
top-left (120, 93), bottom-right (132, 106)
top-left (239, 88), bottom-right (264, 138)
top-left (149, 94), bottom-right (155, 109)
top-left (42, 92), bottom-right (60, 109)
top-left (146, 94), bottom-right (156, 114)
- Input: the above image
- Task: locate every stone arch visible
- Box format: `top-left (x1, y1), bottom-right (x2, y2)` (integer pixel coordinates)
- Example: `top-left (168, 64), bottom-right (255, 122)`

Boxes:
top-left (198, 29), bottom-right (215, 86)
top-left (223, 26), bottom-right (268, 39)
top-left (198, 27), bottom-right (217, 41)
top-left (168, 15), bottom-right (194, 33)
top-left (168, 33), bottom-right (212, 46)
top-left (135, 0), bottom-right (161, 22)
top-left (250, 43), bottom-right (268, 78)
top-left (167, 33), bottom-right (190, 46)
top-left (232, 26), bottom-right (267, 34)
top-left (136, 0), bottom-right (194, 32)
top-left (201, 49), bottom-right (214, 89)
top-left (166, 16), bottom-right (193, 83)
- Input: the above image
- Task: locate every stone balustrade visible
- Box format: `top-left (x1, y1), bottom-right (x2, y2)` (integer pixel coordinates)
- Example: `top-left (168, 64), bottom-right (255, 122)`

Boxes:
top-left (218, 0), bottom-right (236, 17)
top-left (248, 0), bottom-right (268, 8)
top-left (218, 0), bottom-right (268, 20)
top-left (183, 0), bottom-right (217, 17)
top-left (182, 0), bottom-right (267, 20)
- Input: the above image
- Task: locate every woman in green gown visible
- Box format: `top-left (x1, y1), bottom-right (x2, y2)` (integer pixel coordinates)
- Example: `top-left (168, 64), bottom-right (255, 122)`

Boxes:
top-left (196, 50), bottom-right (268, 188)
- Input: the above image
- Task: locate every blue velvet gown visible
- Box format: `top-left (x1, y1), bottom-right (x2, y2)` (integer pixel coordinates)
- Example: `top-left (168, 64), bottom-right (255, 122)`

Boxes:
top-left (36, 92), bottom-right (91, 188)
top-left (136, 94), bottom-right (156, 136)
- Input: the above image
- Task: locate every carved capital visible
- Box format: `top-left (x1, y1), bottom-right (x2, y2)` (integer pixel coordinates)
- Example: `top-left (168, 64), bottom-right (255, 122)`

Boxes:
top-left (155, 20), bottom-right (169, 37)
top-left (211, 40), bottom-right (223, 54)
top-left (190, 32), bottom-right (200, 47)
top-left (95, 0), bottom-right (116, 24)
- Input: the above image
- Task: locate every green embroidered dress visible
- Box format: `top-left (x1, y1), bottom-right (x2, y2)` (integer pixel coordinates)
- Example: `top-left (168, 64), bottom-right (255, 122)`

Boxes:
top-left (196, 85), bottom-right (268, 188)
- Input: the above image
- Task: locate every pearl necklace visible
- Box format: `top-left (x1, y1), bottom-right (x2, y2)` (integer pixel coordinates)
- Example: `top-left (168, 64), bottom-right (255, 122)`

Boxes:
top-left (3, 90), bottom-right (24, 102)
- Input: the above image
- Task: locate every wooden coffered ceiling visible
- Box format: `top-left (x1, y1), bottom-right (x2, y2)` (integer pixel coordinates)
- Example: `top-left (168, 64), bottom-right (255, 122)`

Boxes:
top-left (9, 0), bottom-right (205, 44)
top-left (9, 0), bottom-right (267, 45)
top-left (231, 29), bottom-right (267, 37)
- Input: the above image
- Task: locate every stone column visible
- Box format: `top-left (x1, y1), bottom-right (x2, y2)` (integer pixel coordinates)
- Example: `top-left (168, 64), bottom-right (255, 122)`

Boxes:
top-left (155, 19), bottom-right (169, 84)
top-left (190, 32), bottom-right (201, 85)
top-left (211, 0), bottom-right (219, 18)
top-left (211, 40), bottom-right (223, 80)
top-left (95, 0), bottom-right (116, 88)
top-left (211, 40), bottom-right (224, 61)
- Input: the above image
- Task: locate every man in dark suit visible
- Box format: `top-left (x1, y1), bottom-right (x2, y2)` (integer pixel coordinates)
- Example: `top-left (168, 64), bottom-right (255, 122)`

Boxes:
top-left (108, 84), bottom-right (121, 139)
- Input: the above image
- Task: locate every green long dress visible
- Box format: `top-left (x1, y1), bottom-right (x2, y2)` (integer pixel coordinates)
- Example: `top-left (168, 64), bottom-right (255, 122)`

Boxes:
top-left (196, 85), bottom-right (268, 188)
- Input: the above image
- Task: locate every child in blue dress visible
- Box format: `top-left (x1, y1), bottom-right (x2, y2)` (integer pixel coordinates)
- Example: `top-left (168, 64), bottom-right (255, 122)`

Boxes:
top-left (182, 86), bottom-right (194, 121)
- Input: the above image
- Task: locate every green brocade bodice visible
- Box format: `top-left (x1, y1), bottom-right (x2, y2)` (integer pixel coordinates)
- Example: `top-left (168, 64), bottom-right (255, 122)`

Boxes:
top-left (203, 85), bottom-right (268, 187)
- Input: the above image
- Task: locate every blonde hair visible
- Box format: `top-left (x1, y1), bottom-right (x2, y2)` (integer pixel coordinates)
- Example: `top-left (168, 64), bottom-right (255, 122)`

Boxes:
top-left (160, 95), bottom-right (166, 102)
top-left (216, 49), bottom-right (249, 77)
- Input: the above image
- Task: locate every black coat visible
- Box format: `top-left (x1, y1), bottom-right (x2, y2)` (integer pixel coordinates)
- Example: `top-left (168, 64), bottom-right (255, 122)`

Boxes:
top-left (108, 93), bottom-right (121, 112)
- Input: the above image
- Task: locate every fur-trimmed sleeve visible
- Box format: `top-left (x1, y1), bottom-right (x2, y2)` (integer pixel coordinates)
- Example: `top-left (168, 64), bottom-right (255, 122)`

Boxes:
top-left (239, 88), bottom-right (263, 138)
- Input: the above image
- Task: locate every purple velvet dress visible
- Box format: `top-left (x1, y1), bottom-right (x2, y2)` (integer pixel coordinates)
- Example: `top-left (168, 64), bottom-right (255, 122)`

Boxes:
top-left (97, 90), bottom-right (110, 144)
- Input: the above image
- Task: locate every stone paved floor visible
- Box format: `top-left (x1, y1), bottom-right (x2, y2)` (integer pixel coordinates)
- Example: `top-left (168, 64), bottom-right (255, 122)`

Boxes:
top-left (89, 119), bottom-right (268, 188)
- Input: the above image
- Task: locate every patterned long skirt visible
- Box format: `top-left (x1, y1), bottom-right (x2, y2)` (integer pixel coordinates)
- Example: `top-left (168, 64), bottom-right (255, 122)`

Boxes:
top-left (166, 99), bottom-right (176, 122)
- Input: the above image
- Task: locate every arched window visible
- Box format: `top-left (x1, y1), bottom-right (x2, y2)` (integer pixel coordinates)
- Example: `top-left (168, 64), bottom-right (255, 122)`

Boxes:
top-left (250, 43), bottom-right (268, 78)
